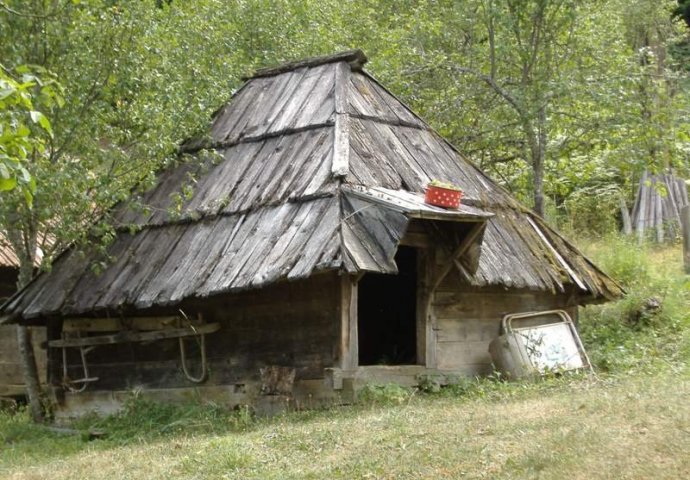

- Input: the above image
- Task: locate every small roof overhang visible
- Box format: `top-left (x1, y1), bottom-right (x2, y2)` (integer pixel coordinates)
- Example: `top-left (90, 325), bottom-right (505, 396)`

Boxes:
top-left (340, 186), bottom-right (493, 275)
top-left (342, 186), bottom-right (494, 222)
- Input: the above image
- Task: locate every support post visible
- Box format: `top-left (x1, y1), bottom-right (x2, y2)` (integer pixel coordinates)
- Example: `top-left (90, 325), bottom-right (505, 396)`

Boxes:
top-left (339, 276), bottom-right (358, 371)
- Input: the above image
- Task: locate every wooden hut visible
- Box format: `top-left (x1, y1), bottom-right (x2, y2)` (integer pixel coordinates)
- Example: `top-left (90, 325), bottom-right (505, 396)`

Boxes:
top-left (0, 51), bottom-right (622, 416)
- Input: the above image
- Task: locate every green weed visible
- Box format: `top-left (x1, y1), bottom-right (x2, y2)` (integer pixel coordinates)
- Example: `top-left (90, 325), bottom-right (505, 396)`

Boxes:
top-left (72, 394), bottom-right (256, 445)
top-left (357, 383), bottom-right (412, 405)
top-left (578, 236), bottom-right (690, 374)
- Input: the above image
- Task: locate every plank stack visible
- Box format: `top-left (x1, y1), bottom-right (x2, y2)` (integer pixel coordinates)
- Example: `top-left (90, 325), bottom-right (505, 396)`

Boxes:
top-left (630, 171), bottom-right (689, 243)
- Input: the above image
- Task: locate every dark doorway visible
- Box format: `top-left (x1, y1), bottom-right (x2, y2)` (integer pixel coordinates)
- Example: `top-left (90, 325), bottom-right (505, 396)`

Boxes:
top-left (358, 246), bottom-right (418, 365)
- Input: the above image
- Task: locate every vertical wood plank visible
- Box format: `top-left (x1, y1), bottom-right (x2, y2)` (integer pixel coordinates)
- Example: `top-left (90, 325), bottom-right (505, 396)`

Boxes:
top-left (636, 171), bottom-right (648, 244)
top-left (332, 61), bottom-right (350, 178)
top-left (332, 113), bottom-right (349, 177)
top-left (620, 196), bottom-right (632, 235)
top-left (655, 192), bottom-right (664, 243)
top-left (425, 247), bottom-right (437, 368)
top-left (416, 249), bottom-right (429, 365)
top-left (339, 275), bottom-right (358, 370)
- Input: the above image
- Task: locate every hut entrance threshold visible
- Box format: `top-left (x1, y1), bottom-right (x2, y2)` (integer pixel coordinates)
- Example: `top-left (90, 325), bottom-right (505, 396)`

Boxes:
top-left (357, 246), bottom-right (418, 366)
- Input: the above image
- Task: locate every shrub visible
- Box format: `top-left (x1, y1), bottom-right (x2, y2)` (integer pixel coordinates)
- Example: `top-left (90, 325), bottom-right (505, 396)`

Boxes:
top-left (577, 236), bottom-right (690, 374)
top-left (561, 188), bottom-right (621, 237)
top-left (357, 384), bottom-right (412, 405)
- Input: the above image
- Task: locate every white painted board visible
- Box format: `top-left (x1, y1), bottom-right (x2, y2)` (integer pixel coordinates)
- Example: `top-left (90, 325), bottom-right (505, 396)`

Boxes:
top-left (515, 323), bottom-right (584, 372)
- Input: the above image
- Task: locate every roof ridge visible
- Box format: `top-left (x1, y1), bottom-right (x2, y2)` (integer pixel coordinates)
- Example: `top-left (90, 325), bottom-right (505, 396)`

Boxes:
top-left (247, 49), bottom-right (367, 80)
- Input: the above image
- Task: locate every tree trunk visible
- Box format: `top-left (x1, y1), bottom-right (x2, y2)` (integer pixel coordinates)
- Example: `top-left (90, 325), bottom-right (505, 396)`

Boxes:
top-left (533, 106), bottom-right (547, 218)
top-left (522, 107), bottom-right (547, 218)
top-left (620, 195), bottom-right (633, 235)
top-left (7, 215), bottom-right (44, 423)
top-left (16, 325), bottom-right (44, 423)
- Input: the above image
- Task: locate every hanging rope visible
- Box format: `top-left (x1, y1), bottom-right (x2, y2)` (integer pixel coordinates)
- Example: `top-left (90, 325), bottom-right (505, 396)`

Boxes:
top-left (178, 310), bottom-right (208, 383)
top-left (178, 334), bottom-right (208, 383)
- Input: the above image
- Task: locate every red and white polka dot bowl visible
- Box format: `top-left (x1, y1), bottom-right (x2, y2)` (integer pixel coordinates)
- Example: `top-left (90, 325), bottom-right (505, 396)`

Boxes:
top-left (424, 184), bottom-right (463, 209)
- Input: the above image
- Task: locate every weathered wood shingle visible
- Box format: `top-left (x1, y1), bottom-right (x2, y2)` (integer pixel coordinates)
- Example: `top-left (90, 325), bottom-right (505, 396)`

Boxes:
top-left (2, 50), bottom-right (623, 321)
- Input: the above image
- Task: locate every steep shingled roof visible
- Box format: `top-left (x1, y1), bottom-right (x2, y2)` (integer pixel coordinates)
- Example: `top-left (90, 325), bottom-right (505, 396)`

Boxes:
top-left (2, 50), bottom-right (623, 320)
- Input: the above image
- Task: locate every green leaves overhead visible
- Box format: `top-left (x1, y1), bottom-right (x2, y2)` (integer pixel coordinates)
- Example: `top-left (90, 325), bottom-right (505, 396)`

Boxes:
top-left (0, 64), bottom-right (62, 205)
top-left (0, 0), bottom-right (689, 277)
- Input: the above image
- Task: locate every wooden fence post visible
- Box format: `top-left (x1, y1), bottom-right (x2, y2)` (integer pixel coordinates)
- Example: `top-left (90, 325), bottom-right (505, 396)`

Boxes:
top-left (680, 205), bottom-right (690, 274)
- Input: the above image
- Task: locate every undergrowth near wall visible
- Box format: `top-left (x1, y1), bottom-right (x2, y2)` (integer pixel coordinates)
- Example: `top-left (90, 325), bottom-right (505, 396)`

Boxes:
top-left (71, 394), bottom-right (256, 445)
top-left (578, 235), bottom-right (690, 374)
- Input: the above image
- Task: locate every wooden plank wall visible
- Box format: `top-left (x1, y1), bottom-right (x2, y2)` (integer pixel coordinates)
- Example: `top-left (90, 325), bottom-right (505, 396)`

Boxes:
top-left (59, 273), bottom-right (340, 393)
top-left (431, 269), bottom-right (578, 375)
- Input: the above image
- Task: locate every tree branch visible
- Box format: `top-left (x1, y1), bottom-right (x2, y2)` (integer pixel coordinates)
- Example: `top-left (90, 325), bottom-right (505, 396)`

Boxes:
top-left (449, 65), bottom-right (526, 117)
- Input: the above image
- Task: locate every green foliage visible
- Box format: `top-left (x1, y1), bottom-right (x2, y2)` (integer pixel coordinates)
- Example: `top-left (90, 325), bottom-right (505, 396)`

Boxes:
top-left (672, 0), bottom-right (690, 28)
top-left (74, 393), bottom-right (255, 444)
top-left (0, 405), bottom-right (47, 444)
top-left (0, 64), bottom-right (62, 203)
top-left (579, 236), bottom-right (690, 374)
top-left (560, 187), bottom-right (622, 237)
top-left (0, 0), bottom-right (689, 279)
top-left (357, 383), bottom-right (412, 405)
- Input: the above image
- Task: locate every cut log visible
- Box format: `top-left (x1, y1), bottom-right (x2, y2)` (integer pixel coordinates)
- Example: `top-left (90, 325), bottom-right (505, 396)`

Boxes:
top-left (631, 171), bottom-right (689, 243)
top-left (681, 205), bottom-right (690, 274)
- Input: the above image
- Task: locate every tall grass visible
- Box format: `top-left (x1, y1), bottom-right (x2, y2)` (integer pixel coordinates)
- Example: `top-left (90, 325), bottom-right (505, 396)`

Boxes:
top-left (72, 393), bottom-right (256, 444)
top-left (578, 235), bottom-right (690, 375)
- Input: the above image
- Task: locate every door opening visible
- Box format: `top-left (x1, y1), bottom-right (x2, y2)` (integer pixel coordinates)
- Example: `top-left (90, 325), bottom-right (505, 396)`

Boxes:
top-left (358, 246), bottom-right (418, 365)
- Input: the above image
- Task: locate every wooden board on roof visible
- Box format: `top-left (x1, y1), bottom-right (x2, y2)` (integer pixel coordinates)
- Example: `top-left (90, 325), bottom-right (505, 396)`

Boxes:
top-left (1, 51), bottom-right (625, 324)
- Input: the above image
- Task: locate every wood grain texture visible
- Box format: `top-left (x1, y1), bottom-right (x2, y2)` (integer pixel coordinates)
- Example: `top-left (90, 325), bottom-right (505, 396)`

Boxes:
top-left (57, 274), bottom-right (340, 391)
top-left (432, 285), bottom-right (579, 374)
top-left (4, 53), bottom-right (623, 322)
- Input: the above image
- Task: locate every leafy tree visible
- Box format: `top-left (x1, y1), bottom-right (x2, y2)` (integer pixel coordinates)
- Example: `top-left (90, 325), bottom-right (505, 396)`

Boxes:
top-left (0, 65), bottom-right (61, 201)
top-left (673, 0), bottom-right (690, 28)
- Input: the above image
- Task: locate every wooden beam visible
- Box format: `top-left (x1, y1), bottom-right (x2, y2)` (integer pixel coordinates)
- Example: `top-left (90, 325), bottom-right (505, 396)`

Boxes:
top-left (332, 113), bottom-right (349, 177)
top-left (431, 222), bottom-right (486, 291)
top-left (416, 248), bottom-right (436, 367)
top-left (332, 61), bottom-right (351, 178)
top-left (527, 216), bottom-right (587, 291)
top-left (48, 323), bottom-right (220, 348)
top-left (416, 250), bottom-right (426, 365)
top-left (62, 316), bottom-right (181, 332)
top-left (249, 49), bottom-right (367, 80)
top-left (339, 276), bottom-right (358, 371)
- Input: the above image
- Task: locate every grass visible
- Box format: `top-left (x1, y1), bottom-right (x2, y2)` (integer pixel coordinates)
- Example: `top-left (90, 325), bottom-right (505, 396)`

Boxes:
top-left (2, 374), bottom-right (688, 479)
top-left (1, 238), bottom-right (689, 479)
top-left (578, 235), bottom-right (690, 375)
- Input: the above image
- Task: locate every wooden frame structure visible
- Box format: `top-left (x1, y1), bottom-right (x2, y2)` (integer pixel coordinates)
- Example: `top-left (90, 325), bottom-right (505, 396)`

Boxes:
top-left (0, 50), bottom-right (623, 416)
